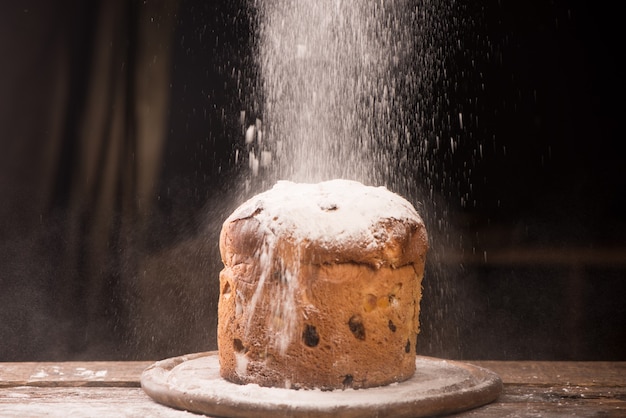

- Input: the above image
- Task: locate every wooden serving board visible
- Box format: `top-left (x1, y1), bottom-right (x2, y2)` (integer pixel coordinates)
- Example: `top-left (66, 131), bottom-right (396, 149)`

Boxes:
top-left (141, 351), bottom-right (502, 418)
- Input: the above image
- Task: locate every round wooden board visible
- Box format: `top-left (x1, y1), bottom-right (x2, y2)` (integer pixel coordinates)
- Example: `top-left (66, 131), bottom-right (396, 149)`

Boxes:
top-left (141, 351), bottom-right (502, 418)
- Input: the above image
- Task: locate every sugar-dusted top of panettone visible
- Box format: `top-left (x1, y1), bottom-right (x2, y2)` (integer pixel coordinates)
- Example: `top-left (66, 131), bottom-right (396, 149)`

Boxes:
top-left (220, 179), bottom-right (428, 268)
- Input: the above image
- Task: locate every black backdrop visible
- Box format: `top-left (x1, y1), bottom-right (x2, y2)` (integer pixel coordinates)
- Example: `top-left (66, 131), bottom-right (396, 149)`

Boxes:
top-left (1, 0), bottom-right (624, 361)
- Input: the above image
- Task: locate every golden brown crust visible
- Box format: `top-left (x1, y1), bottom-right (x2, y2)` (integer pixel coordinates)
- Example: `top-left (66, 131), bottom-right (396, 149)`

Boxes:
top-left (218, 262), bottom-right (425, 389)
top-left (217, 181), bottom-right (428, 390)
top-left (220, 214), bottom-right (428, 270)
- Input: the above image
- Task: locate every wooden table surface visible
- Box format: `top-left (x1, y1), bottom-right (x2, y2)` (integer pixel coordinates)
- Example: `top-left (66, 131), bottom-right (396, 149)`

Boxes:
top-left (1, 357), bottom-right (625, 417)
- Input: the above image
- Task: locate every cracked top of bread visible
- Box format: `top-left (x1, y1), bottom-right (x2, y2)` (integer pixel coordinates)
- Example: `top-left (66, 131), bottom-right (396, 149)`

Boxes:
top-left (220, 179), bottom-right (428, 269)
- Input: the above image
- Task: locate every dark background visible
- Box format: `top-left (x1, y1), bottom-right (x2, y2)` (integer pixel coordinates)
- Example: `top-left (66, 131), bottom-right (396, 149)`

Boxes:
top-left (1, 0), bottom-right (624, 361)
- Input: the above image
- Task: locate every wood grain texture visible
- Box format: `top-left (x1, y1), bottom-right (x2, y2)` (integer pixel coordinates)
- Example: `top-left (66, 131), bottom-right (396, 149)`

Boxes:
top-left (1, 359), bottom-right (625, 417)
top-left (0, 387), bottom-right (193, 417)
top-left (0, 361), bottom-right (151, 388)
top-left (471, 361), bottom-right (626, 386)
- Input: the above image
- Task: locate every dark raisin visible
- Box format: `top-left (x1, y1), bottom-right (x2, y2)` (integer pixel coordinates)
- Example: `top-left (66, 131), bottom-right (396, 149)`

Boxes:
top-left (348, 315), bottom-right (366, 340)
top-left (342, 374), bottom-right (354, 389)
top-left (233, 338), bottom-right (246, 353)
top-left (302, 324), bottom-right (320, 347)
top-left (405, 339), bottom-right (411, 353)
top-left (388, 320), bottom-right (397, 332)
top-left (273, 270), bottom-right (287, 284)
